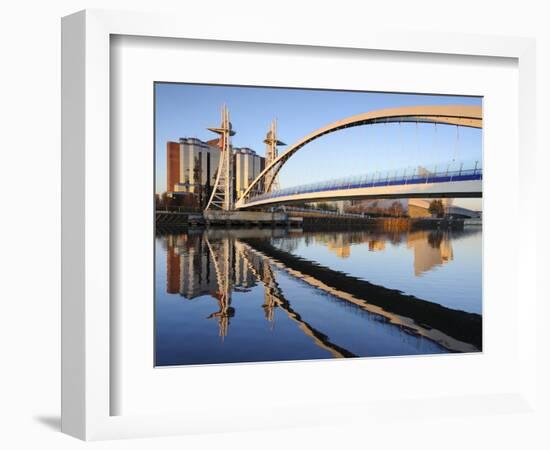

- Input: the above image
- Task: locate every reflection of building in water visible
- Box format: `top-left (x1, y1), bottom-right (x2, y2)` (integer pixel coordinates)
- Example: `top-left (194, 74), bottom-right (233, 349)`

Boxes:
top-left (165, 233), bottom-right (218, 299)
top-left (316, 234), bottom-right (351, 259)
top-left (183, 250), bottom-right (216, 299)
top-left (165, 233), bottom-right (261, 338)
top-left (407, 231), bottom-right (454, 276)
top-left (234, 250), bottom-right (257, 291)
top-left (368, 240), bottom-right (386, 252)
top-left (307, 229), bottom-right (454, 272)
top-left (327, 240), bottom-right (350, 258)
top-left (273, 236), bottom-right (300, 254)
top-left (162, 230), bottom-right (476, 353)
top-left (164, 229), bottom-right (457, 342)
top-left (316, 232), bottom-right (389, 258)
top-left (166, 235), bottom-right (181, 294)
top-left (440, 240), bottom-right (453, 263)
top-left (165, 233), bottom-right (259, 299)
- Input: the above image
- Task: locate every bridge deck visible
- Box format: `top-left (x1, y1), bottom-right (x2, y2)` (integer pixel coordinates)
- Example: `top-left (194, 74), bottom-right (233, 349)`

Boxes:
top-left (237, 168), bottom-right (482, 209)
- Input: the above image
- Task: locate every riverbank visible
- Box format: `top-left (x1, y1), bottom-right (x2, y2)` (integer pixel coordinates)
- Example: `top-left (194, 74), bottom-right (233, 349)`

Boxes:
top-left (156, 209), bottom-right (472, 232)
top-left (300, 216), bottom-right (466, 231)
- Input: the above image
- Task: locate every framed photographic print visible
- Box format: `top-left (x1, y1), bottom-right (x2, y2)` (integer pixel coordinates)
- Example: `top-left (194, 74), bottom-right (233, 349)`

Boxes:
top-left (62, 9), bottom-right (538, 440)
top-left (154, 84), bottom-right (483, 367)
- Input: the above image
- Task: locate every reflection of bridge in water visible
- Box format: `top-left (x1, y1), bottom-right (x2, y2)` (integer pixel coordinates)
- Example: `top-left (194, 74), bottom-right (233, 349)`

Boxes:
top-left (235, 241), bottom-right (355, 357)
top-left (164, 229), bottom-right (481, 353)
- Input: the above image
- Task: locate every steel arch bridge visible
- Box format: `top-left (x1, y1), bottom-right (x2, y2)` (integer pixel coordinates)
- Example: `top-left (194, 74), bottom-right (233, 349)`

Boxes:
top-left (235, 104), bottom-right (482, 209)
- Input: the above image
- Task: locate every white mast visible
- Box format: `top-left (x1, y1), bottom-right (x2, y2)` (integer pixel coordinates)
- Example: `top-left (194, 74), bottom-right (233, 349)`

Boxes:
top-left (205, 105), bottom-right (235, 211)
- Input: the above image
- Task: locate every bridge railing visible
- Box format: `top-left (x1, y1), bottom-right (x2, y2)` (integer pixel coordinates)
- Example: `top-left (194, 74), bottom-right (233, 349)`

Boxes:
top-left (245, 161), bottom-right (482, 204)
top-left (283, 206), bottom-right (367, 218)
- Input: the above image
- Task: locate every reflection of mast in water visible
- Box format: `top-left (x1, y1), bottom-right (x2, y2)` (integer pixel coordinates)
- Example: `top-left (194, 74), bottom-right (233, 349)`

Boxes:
top-left (197, 231), bottom-right (455, 355)
top-left (235, 240), bottom-right (355, 358)
top-left (261, 259), bottom-right (277, 323)
top-left (204, 235), bottom-right (235, 340)
top-left (233, 240), bottom-right (278, 323)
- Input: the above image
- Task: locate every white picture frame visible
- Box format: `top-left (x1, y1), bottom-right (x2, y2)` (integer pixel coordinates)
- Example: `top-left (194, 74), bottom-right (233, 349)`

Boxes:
top-left (61, 9), bottom-right (538, 441)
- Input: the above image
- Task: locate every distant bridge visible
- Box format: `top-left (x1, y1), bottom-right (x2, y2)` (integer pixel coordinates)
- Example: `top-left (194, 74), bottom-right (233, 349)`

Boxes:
top-left (408, 199), bottom-right (481, 218)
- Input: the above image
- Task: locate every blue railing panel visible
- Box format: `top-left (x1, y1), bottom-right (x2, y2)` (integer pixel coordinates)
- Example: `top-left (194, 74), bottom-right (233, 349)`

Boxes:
top-left (245, 161), bottom-right (482, 204)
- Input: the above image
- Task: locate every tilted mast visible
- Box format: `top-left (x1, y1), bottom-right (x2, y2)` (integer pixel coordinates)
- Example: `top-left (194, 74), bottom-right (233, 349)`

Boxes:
top-left (263, 119), bottom-right (285, 193)
top-left (205, 105), bottom-right (236, 211)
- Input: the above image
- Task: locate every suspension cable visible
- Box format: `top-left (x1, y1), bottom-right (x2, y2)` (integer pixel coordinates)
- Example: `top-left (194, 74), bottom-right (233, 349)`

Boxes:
top-left (415, 120), bottom-right (419, 174)
top-left (432, 122), bottom-right (437, 167)
top-left (399, 120), bottom-right (407, 178)
top-left (452, 124), bottom-right (460, 162)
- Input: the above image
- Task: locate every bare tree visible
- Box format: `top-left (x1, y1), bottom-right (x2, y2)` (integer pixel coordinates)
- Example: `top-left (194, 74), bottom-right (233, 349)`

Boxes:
top-left (428, 199), bottom-right (445, 218)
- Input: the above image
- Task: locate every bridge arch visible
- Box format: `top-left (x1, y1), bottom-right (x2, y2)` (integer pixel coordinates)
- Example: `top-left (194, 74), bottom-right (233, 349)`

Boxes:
top-left (235, 104), bottom-right (482, 208)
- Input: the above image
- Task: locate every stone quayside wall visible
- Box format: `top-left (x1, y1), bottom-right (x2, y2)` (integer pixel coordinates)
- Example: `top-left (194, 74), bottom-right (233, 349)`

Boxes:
top-left (155, 210), bottom-right (467, 232)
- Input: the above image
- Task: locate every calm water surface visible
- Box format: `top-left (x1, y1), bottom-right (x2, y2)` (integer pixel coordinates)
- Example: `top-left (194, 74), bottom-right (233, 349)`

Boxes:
top-left (155, 226), bottom-right (482, 366)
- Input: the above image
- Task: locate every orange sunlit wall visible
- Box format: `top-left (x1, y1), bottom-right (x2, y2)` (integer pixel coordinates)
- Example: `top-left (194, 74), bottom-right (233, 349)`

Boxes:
top-left (166, 141), bottom-right (180, 192)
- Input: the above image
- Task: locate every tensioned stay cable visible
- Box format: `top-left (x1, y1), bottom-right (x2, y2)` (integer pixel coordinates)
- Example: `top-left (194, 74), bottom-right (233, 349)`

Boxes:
top-left (452, 124), bottom-right (460, 163)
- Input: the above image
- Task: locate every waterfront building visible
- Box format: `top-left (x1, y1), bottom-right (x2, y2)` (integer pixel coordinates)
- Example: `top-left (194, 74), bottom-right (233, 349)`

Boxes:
top-left (335, 200), bottom-right (351, 214)
top-left (407, 198), bottom-right (454, 218)
top-left (234, 147), bottom-right (265, 198)
top-left (347, 198), bottom-right (408, 216)
top-left (166, 141), bottom-right (181, 195)
top-left (179, 138), bottom-right (220, 193)
top-left (166, 138), bottom-right (221, 194)
top-left (165, 138), bottom-right (221, 208)
top-left (347, 198), bottom-right (459, 217)
top-left (166, 139), bottom-right (265, 203)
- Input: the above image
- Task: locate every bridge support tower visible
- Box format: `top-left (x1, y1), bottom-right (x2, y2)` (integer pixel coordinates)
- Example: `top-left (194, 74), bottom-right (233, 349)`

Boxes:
top-left (205, 105), bottom-right (236, 211)
top-left (263, 120), bottom-right (285, 194)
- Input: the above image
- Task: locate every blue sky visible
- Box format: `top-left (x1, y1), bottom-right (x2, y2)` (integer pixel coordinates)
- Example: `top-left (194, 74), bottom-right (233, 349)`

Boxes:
top-left (155, 83), bottom-right (482, 208)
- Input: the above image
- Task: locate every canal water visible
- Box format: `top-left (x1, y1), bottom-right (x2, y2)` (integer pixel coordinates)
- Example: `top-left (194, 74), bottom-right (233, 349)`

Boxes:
top-left (155, 226), bottom-right (482, 366)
